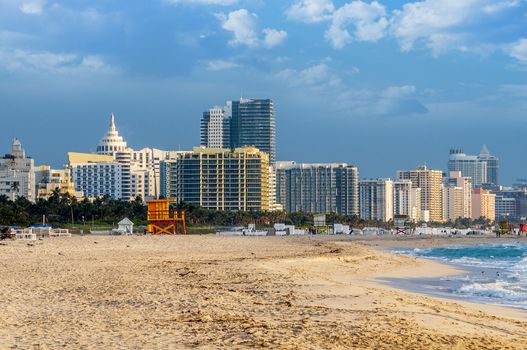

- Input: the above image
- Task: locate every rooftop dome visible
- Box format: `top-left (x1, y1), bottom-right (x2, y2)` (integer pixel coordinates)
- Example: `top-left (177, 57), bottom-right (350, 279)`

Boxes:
top-left (96, 113), bottom-right (128, 155)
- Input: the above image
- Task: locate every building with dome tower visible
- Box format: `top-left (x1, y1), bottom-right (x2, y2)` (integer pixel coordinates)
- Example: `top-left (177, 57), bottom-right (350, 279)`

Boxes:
top-left (69, 113), bottom-right (178, 201)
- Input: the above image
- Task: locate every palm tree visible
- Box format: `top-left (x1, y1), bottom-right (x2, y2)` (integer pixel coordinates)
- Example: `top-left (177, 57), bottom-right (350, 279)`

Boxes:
top-left (10, 181), bottom-right (19, 200)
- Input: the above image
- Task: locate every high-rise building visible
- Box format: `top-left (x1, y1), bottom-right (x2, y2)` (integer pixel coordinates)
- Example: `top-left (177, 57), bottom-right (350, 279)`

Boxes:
top-left (478, 145), bottom-right (499, 186)
top-left (397, 166), bottom-right (443, 222)
top-left (495, 195), bottom-right (518, 221)
top-left (442, 171), bottom-right (472, 221)
top-left (393, 180), bottom-right (421, 222)
top-left (200, 107), bottom-right (230, 148)
top-left (359, 179), bottom-right (394, 222)
top-left (275, 162), bottom-right (359, 215)
top-left (68, 152), bottom-right (124, 199)
top-left (472, 188), bottom-right (496, 221)
top-left (0, 139), bottom-right (35, 202)
top-left (201, 99), bottom-right (276, 163)
top-left (93, 113), bottom-right (170, 200)
top-left (161, 147), bottom-right (271, 211)
top-left (447, 146), bottom-right (499, 187)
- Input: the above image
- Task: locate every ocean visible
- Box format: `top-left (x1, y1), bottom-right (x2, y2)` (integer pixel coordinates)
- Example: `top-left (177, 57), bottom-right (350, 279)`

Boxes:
top-left (389, 243), bottom-right (527, 310)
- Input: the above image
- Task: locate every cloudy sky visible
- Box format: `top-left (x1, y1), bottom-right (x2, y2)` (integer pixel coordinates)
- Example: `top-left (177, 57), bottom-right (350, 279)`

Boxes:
top-left (0, 0), bottom-right (526, 184)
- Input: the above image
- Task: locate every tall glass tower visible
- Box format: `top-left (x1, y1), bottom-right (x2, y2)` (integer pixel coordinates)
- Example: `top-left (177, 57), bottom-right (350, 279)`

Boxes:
top-left (231, 98), bottom-right (275, 163)
top-left (478, 145), bottom-right (499, 186)
top-left (201, 98), bottom-right (276, 163)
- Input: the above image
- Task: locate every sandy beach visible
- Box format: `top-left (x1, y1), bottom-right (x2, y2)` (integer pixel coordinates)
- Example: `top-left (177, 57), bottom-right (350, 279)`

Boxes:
top-left (1, 235), bottom-right (527, 349)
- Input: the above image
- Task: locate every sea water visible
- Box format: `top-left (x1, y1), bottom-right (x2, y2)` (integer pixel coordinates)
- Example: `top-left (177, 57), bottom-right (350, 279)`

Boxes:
top-left (391, 243), bottom-right (527, 310)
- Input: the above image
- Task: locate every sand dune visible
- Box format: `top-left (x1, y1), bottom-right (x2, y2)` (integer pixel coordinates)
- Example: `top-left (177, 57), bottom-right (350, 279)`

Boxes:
top-left (0, 235), bottom-right (526, 349)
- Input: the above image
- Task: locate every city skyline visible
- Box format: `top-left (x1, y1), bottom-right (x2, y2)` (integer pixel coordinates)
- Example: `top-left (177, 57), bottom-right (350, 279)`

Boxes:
top-left (0, 113), bottom-right (508, 185)
top-left (0, 1), bottom-right (526, 184)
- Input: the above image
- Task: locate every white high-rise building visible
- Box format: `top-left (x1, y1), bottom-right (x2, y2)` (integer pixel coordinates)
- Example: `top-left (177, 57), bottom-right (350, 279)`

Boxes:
top-left (200, 107), bottom-right (230, 149)
top-left (359, 179), bottom-right (394, 222)
top-left (0, 139), bottom-right (35, 202)
top-left (89, 113), bottom-right (170, 200)
top-left (68, 152), bottom-right (123, 200)
top-left (393, 180), bottom-right (421, 222)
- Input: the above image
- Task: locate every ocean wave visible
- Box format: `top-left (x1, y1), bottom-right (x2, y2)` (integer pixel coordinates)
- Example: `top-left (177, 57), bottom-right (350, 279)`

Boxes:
top-left (456, 280), bottom-right (527, 301)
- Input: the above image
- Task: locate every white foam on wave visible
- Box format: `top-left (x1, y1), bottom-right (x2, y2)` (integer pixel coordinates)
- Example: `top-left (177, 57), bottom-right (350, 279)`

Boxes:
top-left (457, 280), bottom-right (527, 301)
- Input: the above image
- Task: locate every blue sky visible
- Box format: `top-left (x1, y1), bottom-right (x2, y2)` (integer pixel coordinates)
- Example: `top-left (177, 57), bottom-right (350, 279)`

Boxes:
top-left (0, 0), bottom-right (526, 185)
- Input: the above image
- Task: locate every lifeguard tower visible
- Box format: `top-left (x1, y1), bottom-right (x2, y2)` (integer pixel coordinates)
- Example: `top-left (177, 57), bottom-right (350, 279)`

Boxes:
top-left (147, 199), bottom-right (187, 235)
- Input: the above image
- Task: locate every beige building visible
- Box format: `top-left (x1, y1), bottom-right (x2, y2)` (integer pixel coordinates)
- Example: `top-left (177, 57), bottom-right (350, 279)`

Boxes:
top-left (442, 171), bottom-right (472, 221)
top-left (161, 147), bottom-right (271, 211)
top-left (397, 166), bottom-right (443, 222)
top-left (35, 165), bottom-right (83, 199)
top-left (393, 180), bottom-right (421, 222)
top-left (472, 188), bottom-right (496, 221)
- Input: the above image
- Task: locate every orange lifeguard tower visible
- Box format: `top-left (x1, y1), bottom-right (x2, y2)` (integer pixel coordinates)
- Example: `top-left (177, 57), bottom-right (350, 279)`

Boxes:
top-left (147, 199), bottom-right (186, 235)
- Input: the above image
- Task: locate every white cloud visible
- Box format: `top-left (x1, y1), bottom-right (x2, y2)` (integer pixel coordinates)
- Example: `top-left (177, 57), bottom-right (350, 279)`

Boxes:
top-left (325, 1), bottom-right (388, 49)
top-left (0, 49), bottom-right (116, 74)
top-left (275, 62), bottom-right (342, 89)
top-left (206, 59), bottom-right (240, 71)
top-left (390, 0), bottom-right (525, 55)
top-left (507, 38), bottom-right (527, 63)
top-left (217, 9), bottom-right (287, 49)
top-left (286, 0), bottom-right (335, 23)
top-left (165, 0), bottom-right (238, 5)
top-left (20, 0), bottom-right (44, 15)
top-left (217, 9), bottom-right (259, 47)
top-left (262, 28), bottom-right (288, 48)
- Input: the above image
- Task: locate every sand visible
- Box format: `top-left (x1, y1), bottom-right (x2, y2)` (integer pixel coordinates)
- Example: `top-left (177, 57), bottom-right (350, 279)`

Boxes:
top-left (0, 235), bottom-right (526, 349)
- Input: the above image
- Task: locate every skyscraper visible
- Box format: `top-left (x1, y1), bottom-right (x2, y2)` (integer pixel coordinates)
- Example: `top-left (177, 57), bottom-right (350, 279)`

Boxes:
top-left (359, 179), bottom-right (394, 222)
top-left (397, 166), bottom-right (443, 222)
top-left (447, 146), bottom-right (499, 187)
top-left (478, 145), bottom-right (499, 186)
top-left (442, 171), bottom-right (472, 221)
top-left (200, 107), bottom-right (230, 148)
top-left (161, 147), bottom-right (271, 211)
top-left (201, 98), bottom-right (276, 163)
top-left (275, 162), bottom-right (359, 215)
top-left (393, 180), bottom-right (421, 222)
top-left (447, 148), bottom-right (487, 187)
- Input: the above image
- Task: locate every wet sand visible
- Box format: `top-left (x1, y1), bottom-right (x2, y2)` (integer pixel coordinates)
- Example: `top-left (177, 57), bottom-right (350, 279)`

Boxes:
top-left (0, 235), bottom-right (526, 349)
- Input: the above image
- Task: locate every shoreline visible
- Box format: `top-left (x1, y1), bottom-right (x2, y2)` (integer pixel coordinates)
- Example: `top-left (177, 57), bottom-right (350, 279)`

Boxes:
top-left (374, 238), bottom-right (527, 314)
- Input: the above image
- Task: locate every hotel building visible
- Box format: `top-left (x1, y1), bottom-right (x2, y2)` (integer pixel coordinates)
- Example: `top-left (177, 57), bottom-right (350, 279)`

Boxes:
top-left (397, 166), bottom-right (443, 222)
top-left (161, 147), bottom-right (271, 211)
top-left (393, 180), bottom-right (421, 222)
top-left (472, 188), bottom-right (496, 221)
top-left (359, 179), bottom-right (394, 222)
top-left (442, 171), bottom-right (472, 221)
top-left (275, 162), bottom-right (359, 215)
top-left (68, 152), bottom-right (123, 199)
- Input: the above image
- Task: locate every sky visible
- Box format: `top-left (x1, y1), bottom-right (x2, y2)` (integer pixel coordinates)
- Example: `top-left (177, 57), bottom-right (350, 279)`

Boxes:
top-left (0, 0), bottom-right (526, 185)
